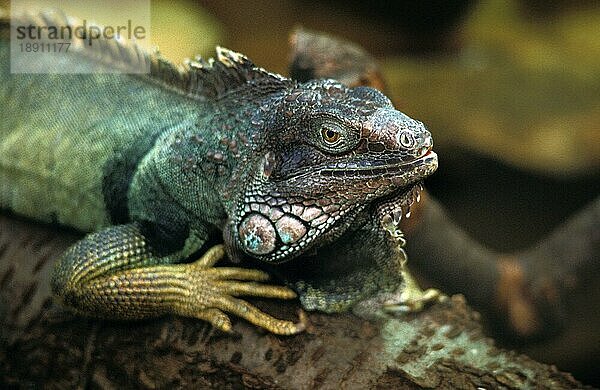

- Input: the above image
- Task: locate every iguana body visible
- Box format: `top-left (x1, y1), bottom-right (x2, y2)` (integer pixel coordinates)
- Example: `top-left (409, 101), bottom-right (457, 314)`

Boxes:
top-left (0, 11), bottom-right (438, 334)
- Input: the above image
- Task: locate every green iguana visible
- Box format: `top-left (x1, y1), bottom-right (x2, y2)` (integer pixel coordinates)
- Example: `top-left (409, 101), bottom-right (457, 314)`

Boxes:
top-left (0, 11), bottom-right (439, 335)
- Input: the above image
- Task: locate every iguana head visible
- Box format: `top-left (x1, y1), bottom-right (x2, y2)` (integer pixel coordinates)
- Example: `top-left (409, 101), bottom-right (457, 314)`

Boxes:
top-left (223, 78), bottom-right (437, 263)
top-left (136, 47), bottom-right (435, 262)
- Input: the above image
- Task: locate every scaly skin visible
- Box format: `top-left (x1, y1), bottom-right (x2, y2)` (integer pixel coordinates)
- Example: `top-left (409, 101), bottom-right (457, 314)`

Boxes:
top-left (0, 11), bottom-right (438, 334)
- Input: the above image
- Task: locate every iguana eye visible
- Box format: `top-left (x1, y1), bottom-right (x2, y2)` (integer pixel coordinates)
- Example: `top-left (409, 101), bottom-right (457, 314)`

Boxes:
top-left (321, 127), bottom-right (341, 145)
top-left (311, 118), bottom-right (358, 153)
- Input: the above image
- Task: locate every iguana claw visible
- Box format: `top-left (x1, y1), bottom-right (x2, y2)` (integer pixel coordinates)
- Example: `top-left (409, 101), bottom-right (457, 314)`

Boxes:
top-left (176, 245), bottom-right (306, 335)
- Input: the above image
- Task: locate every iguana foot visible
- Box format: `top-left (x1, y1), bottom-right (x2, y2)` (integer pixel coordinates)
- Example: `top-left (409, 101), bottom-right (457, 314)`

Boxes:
top-left (382, 267), bottom-right (445, 314)
top-left (176, 245), bottom-right (306, 335)
top-left (53, 225), bottom-right (306, 336)
top-left (351, 270), bottom-right (445, 318)
top-left (377, 250), bottom-right (446, 314)
top-left (378, 211), bottom-right (447, 314)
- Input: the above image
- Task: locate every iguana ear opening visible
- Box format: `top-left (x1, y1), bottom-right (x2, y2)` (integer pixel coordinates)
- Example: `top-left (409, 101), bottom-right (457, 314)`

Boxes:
top-left (261, 152), bottom-right (276, 179)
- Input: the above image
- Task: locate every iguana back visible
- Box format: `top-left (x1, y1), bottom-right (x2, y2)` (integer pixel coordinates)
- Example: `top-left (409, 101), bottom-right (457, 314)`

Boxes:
top-left (0, 17), bottom-right (202, 231)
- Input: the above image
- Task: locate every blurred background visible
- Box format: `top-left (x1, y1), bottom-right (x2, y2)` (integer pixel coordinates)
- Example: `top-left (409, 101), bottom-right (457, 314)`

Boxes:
top-left (2, 0), bottom-right (599, 385)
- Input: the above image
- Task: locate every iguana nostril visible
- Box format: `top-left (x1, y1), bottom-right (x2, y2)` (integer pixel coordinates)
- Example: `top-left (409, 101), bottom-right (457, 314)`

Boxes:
top-left (262, 152), bottom-right (276, 179)
top-left (398, 130), bottom-right (415, 148)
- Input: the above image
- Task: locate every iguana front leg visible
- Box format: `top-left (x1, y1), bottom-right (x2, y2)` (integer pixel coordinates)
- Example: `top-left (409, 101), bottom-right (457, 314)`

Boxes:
top-left (284, 212), bottom-right (442, 317)
top-left (51, 223), bottom-right (305, 335)
top-left (284, 217), bottom-right (408, 314)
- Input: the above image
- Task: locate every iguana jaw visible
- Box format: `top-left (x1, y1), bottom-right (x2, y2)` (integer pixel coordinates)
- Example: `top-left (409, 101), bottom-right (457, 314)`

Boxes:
top-left (225, 150), bottom-right (437, 264)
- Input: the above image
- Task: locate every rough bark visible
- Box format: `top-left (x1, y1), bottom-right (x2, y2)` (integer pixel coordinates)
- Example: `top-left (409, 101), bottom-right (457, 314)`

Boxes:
top-left (0, 214), bottom-right (589, 388)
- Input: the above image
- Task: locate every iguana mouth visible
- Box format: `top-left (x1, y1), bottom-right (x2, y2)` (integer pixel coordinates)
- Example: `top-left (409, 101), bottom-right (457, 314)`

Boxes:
top-left (370, 149), bottom-right (436, 217)
top-left (320, 150), bottom-right (437, 179)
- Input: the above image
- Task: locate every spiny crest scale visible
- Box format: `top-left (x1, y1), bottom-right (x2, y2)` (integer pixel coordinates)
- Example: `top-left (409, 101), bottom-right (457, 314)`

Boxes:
top-left (179, 46), bottom-right (293, 99)
top-left (1, 10), bottom-right (292, 101)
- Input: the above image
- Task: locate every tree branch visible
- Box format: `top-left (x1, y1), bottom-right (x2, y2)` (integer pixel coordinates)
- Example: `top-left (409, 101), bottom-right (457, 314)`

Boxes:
top-left (0, 215), bottom-right (587, 388)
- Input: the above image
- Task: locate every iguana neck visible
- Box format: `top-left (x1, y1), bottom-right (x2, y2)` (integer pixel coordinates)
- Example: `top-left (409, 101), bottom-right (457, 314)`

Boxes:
top-left (127, 94), bottom-right (276, 233)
